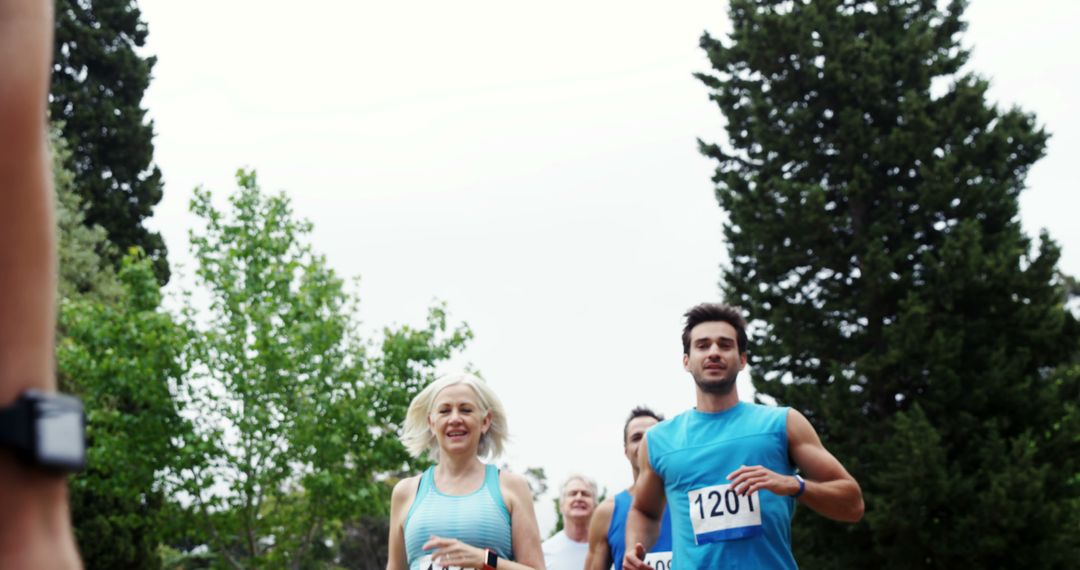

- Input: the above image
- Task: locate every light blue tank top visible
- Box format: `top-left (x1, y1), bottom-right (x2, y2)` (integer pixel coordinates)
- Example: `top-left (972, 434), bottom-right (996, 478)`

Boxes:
top-left (647, 402), bottom-right (797, 570)
top-left (404, 463), bottom-right (513, 570)
top-left (608, 490), bottom-right (673, 569)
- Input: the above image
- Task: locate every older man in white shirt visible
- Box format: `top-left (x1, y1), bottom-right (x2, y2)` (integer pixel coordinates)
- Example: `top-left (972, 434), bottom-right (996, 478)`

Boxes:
top-left (542, 473), bottom-right (597, 570)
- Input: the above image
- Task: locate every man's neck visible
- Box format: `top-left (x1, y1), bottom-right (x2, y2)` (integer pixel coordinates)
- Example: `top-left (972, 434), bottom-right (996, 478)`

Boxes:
top-left (695, 388), bottom-right (741, 413)
top-left (562, 517), bottom-right (589, 542)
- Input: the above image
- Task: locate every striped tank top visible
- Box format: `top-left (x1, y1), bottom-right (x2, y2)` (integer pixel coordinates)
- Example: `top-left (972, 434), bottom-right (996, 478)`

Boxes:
top-left (404, 463), bottom-right (514, 570)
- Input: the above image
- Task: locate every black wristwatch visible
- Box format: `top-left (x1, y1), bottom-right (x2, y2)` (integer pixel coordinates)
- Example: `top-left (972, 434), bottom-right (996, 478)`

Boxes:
top-left (0, 390), bottom-right (86, 472)
top-left (483, 548), bottom-right (498, 570)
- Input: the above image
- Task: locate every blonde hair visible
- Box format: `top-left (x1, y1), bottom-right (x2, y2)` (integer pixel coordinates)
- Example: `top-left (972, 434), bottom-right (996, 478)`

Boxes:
top-left (400, 372), bottom-right (508, 461)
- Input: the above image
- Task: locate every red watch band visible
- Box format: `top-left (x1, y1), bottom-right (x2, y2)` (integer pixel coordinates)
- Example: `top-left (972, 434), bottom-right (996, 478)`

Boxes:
top-left (483, 548), bottom-right (498, 570)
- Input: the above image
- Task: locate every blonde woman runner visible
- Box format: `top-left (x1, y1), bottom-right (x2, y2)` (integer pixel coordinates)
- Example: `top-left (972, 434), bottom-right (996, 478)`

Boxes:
top-left (387, 373), bottom-right (545, 570)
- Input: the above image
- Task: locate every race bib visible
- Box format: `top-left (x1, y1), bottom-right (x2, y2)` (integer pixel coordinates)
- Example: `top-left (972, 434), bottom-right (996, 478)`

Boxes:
top-left (415, 555), bottom-right (463, 570)
top-left (643, 550), bottom-right (673, 570)
top-left (687, 483), bottom-right (763, 544)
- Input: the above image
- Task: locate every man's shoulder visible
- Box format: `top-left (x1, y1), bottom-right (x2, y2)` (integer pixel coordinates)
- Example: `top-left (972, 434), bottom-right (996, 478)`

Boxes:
top-left (595, 495), bottom-right (617, 516)
top-left (652, 408), bottom-right (694, 430)
top-left (646, 408), bottom-right (692, 442)
top-left (542, 530), bottom-right (567, 549)
top-left (744, 400), bottom-right (789, 414)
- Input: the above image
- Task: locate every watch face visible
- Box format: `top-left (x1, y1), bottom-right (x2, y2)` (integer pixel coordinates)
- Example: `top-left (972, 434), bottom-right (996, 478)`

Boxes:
top-left (34, 395), bottom-right (85, 469)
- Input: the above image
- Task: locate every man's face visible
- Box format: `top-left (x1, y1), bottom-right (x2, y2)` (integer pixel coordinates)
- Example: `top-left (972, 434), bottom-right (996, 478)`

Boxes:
top-left (559, 478), bottom-right (596, 524)
top-left (683, 321), bottom-right (746, 395)
top-left (624, 415), bottom-right (659, 475)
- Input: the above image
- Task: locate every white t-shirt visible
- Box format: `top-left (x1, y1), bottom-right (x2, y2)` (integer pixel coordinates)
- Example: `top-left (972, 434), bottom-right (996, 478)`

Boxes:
top-left (542, 530), bottom-right (589, 570)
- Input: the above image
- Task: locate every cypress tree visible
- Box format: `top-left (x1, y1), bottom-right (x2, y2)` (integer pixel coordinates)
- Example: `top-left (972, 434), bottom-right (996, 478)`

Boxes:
top-left (697, 1), bottom-right (1080, 567)
top-left (51, 0), bottom-right (169, 283)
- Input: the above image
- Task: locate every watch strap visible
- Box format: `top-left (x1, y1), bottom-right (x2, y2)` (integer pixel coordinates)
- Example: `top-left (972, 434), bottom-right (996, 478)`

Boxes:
top-left (793, 474), bottom-right (806, 498)
top-left (0, 393), bottom-right (31, 452)
top-left (483, 548), bottom-right (498, 570)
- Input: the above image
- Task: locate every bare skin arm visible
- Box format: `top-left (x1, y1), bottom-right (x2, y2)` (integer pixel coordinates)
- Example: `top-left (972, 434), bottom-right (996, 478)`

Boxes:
top-left (727, 408), bottom-right (864, 523)
top-left (423, 471), bottom-right (545, 570)
top-left (584, 497), bottom-right (615, 570)
top-left (623, 438), bottom-right (664, 570)
top-left (0, 0), bottom-right (82, 568)
top-left (386, 475), bottom-right (420, 570)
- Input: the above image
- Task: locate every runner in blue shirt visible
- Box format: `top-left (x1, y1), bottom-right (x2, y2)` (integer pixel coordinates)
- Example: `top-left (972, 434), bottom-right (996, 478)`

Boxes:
top-left (585, 406), bottom-right (673, 570)
top-left (624, 303), bottom-right (864, 569)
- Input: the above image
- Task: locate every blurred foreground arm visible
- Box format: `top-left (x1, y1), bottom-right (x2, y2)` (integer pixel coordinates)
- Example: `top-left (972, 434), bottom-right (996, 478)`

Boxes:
top-left (0, 0), bottom-right (82, 567)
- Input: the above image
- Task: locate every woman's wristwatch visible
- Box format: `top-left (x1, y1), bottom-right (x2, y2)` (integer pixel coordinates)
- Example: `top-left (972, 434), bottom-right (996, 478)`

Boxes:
top-left (483, 548), bottom-right (498, 570)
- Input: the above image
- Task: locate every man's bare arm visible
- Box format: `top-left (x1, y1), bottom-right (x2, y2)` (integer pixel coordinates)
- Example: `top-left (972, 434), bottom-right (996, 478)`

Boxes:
top-left (623, 437), bottom-right (664, 570)
top-left (727, 409), bottom-right (863, 523)
top-left (786, 409), bottom-right (864, 522)
top-left (585, 497), bottom-right (615, 570)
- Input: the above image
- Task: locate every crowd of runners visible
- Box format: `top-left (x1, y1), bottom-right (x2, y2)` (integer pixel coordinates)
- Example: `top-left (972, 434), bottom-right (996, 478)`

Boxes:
top-left (0, 0), bottom-right (863, 567)
top-left (385, 304), bottom-right (864, 570)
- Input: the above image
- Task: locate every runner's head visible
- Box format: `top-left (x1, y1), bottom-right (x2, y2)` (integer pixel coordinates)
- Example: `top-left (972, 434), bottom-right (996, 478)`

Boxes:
top-left (682, 303), bottom-right (748, 356)
top-left (682, 303), bottom-right (748, 395)
top-left (558, 473), bottom-right (598, 525)
top-left (400, 372), bottom-right (508, 461)
top-left (623, 406), bottom-right (663, 480)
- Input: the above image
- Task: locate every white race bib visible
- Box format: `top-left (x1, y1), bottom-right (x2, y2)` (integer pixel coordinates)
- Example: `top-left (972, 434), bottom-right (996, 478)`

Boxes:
top-left (415, 555), bottom-right (464, 570)
top-left (643, 550), bottom-right (673, 570)
top-left (687, 483), bottom-right (763, 544)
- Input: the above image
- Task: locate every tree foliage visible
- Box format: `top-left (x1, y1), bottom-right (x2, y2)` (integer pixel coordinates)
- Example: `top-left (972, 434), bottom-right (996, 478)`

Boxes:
top-left (52, 124), bottom-right (124, 304)
top-left (52, 0), bottom-right (168, 282)
top-left (54, 124), bottom-right (187, 569)
top-left (176, 170), bottom-right (470, 568)
top-left (697, 0), bottom-right (1080, 567)
top-left (58, 252), bottom-right (192, 569)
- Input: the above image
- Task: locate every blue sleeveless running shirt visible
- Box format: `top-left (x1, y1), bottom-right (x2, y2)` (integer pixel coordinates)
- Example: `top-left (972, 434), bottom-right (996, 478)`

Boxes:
top-left (404, 463), bottom-right (514, 570)
top-left (608, 490), bottom-right (673, 569)
top-left (647, 402), bottom-right (797, 569)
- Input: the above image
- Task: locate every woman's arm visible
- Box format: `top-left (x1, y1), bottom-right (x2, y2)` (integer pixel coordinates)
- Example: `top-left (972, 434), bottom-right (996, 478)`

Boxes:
top-left (386, 475), bottom-right (420, 570)
top-left (501, 471), bottom-right (545, 570)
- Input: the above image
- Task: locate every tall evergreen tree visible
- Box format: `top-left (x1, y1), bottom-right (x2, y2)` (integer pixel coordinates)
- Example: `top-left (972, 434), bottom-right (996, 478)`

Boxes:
top-left (51, 0), bottom-right (169, 282)
top-left (697, 1), bottom-right (1080, 567)
top-left (53, 127), bottom-right (188, 569)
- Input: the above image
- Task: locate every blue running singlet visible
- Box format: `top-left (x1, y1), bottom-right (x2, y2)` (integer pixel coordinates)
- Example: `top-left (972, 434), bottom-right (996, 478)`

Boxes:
top-left (607, 490), bottom-right (674, 570)
top-left (404, 463), bottom-right (514, 570)
top-left (647, 402), bottom-right (797, 569)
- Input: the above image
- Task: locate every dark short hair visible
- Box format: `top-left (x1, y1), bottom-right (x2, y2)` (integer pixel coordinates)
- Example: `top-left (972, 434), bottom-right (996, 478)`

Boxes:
top-left (681, 303), bottom-right (748, 355)
top-left (623, 405), bottom-right (664, 445)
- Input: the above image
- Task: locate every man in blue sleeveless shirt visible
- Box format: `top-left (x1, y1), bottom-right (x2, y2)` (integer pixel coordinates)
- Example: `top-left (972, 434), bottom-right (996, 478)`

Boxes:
top-left (624, 303), bottom-right (864, 569)
top-left (585, 406), bottom-right (673, 570)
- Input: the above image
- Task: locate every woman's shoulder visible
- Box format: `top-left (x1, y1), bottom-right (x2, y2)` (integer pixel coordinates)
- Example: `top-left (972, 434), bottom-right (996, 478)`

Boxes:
top-left (391, 473), bottom-right (423, 507)
top-left (496, 469), bottom-right (532, 502)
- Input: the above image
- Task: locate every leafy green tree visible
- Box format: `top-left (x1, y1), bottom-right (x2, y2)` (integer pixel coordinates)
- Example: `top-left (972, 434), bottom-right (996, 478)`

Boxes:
top-left (176, 170), bottom-right (470, 568)
top-left (52, 124), bottom-right (124, 304)
top-left (697, 0), bottom-right (1080, 567)
top-left (58, 252), bottom-right (192, 569)
top-left (51, 0), bottom-right (168, 282)
top-left (53, 125), bottom-right (187, 568)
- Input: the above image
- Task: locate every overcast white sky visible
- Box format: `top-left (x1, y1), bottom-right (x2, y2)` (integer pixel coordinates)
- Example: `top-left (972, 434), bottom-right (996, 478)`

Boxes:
top-left (140, 0), bottom-right (1080, 534)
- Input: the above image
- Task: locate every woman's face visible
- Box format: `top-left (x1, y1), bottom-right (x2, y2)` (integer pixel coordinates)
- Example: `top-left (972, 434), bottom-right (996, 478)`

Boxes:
top-left (428, 383), bottom-right (491, 456)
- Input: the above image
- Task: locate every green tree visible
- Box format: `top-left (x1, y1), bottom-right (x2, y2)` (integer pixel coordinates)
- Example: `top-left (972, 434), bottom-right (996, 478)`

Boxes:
top-left (58, 252), bottom-right (192, 569)
top-left (52, 124), bottom-right (124, 304)
top-left (51, 0), bottom-right (168, 282)
top-left (697, 0), bottom-right (1080, 567)
top-left (176, 170), bottom-right (470, 568)
top-left (53, 125), bottom-right (188, 568)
